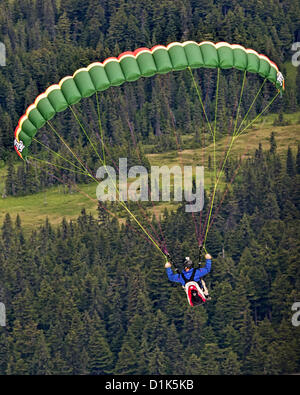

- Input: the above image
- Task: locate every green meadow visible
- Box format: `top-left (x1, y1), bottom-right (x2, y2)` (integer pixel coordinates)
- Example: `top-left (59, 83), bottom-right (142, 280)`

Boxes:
top-left (1, 117), bottom-right (299, 234)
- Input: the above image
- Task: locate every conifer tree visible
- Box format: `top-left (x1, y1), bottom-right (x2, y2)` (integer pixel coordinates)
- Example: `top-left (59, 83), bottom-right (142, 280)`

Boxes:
top-left (164, 323), bottom-right (185, 374)
top-left (88, 332), bottom-right (114, 375)
top-left (199, 343), bottom-right (222, 375)
top-left (222, 349), bottom-right (241, 375)
top-left (31, 331), bottom-right (52, 375)
top-left (186, 354), bottom-right (202, 375)
top-left (269, 131), bottom-right (277, 154)
top-left (5, 162), bottom-right (17, 196)
top-left (296, 144), bottom-right (300, 175)
top-left (148, 345), bottom-right (168, 375)
top-left (2, 213), bottom-right (13, 252)
top-left (286, 146), bottom-right (295, 177)
top-left (114, 341), bottom-right (138, 374)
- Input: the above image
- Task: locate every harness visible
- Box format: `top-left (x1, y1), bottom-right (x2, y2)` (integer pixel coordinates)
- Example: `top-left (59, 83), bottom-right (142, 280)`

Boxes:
top-left (180, 268), bottom-right (196, 284)
top-left (181, 268), bottom-right (204, 290)
top-left (180, 268), bottom-right (206, 306)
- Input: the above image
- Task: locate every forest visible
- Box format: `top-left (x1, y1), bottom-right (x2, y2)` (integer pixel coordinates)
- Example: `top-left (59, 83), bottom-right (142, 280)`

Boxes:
top-left (0, 137), bottom-right (299, 374)
top-left (0, 0), bottom-right (300, 375)
top-left (1, 0), bottom-right (300, 162)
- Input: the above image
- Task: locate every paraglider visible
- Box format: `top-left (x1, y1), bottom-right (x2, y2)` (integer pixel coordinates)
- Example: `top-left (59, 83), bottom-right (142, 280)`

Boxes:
top-left (165, 253), bottom-right (212, 306)
top-left (12, 40), bottom-right (285, 305)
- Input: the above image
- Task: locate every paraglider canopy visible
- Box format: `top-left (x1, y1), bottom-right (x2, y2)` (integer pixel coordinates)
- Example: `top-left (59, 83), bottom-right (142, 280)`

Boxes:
top-left (14, 40), bottom-right (284, 161)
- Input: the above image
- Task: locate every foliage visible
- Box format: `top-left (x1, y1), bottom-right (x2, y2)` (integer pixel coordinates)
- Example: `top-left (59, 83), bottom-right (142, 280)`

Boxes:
top-left (0, 140), bottom-right (299, 375)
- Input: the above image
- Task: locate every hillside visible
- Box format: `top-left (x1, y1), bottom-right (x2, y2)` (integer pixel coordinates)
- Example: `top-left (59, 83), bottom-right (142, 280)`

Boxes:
top-left (1, 118), bottom-right (299, 234)
top-left (0, 0), bottom-right (300, 377)
top-left (0, 133), bottom-right (299, 375)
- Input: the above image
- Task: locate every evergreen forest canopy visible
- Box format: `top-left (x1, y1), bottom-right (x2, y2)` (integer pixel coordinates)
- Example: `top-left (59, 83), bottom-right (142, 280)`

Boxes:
top-left (0, 137), bottom-right (300, 374)
top-left (0, 0), bottom-right (300, 162)
top-left (0, 0), bottom-right (300, 375)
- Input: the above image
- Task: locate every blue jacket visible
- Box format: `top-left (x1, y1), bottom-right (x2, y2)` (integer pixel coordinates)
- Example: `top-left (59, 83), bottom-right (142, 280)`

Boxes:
top-left (166, 259), bottom-right (211, 286)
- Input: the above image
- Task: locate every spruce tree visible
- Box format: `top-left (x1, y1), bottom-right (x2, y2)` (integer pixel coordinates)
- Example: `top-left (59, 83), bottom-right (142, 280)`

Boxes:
top-left (269, 131), bottom-right (277, 154)
top-left (296, 144), bottom-right (300, 175)
top-left (5, 162), bottom-right (17, 196)
top-left (186, 354), bottom-right (202, 375)
top-left (31, 331), bottom-right (52, 375)
top-left (286, 147), bottom-right (295, 177)
top-left (147, 345), bottom-right (168, 375)
top-left (221, 350), bottom-right (241, 375)
top-left (199, 343), bottom-right (222, 375)
top-left (114, 341), bottom-right (138, 375)
top-left (88, 332), bottom-right (114, 375)
top-left (2, 213), bottom-right (13, 252)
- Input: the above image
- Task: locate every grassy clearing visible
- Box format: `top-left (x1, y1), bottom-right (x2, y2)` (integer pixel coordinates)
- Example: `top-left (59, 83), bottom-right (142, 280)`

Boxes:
top-left (147, 121), bottom-right (300, 168)
top-left (0, 183), bottom-right (99, 234)
top-left (1, 119), bottom-right (299, 233)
